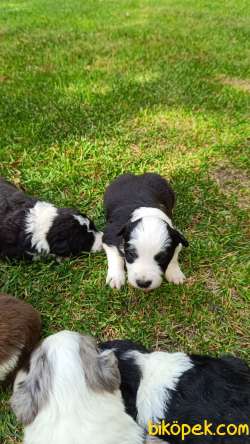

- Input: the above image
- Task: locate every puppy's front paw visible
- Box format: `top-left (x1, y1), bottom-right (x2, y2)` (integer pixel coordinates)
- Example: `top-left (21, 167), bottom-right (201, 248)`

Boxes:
top-left (165, 266), bottom-right (186, 285)
top-left (106, 269), bottom-right (125, 289)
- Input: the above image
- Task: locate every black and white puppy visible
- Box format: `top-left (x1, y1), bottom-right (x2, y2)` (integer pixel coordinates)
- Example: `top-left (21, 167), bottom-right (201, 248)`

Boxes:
top-left (103, 173), bottom-right (188, 291)
top-left (0, 177), bottom-right (103, 260)
top-left (100, 340), bottom-right (250, 443)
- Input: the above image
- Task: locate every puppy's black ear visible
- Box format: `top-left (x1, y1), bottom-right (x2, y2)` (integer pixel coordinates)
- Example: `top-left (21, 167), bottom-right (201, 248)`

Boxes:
top-left (10, 348), bottom-right (52, 425)
top-left (169, 226), bottom-right (189, 247)
top-left (117, 223), bottom-right (128, 237)
top-left (117, 219), bottom-right (141, 240)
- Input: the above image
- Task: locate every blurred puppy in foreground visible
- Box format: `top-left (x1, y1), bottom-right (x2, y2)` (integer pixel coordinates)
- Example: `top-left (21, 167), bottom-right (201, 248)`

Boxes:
top-left (11, 331), bottom-right (146, 444)
top-left (0, 294), bottom-right (41, 385)
top-left (0, 177), bottom-right (103, 261)
top-left (100, 339), bottom-right (250, 443)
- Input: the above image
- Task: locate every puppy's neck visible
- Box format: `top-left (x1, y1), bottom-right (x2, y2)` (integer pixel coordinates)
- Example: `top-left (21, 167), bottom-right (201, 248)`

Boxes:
top-left (131, 207), bottom-right (173, 227)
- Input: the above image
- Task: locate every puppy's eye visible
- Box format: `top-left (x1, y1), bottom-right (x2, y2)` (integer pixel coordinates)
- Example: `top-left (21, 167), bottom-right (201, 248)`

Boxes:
top-left (125, 249), bottom-right (138, 263)
top-left (155, 251), bottom-right (168, 269)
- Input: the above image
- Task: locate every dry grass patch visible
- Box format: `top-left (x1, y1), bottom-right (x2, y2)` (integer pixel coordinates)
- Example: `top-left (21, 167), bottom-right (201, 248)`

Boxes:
top-left (0, 75), bottom-right (9, 82)
top-left (217, 75), bottom-right (250, 93)
top-left (203, 269), bottom-right (221, 295)
top-left (211, 162), bottom-right (250, 210)
top-left (130, 143), bottom-right (142, 156)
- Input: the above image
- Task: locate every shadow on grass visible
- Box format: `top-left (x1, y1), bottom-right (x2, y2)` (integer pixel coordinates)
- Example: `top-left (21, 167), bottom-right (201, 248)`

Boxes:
top-left (1, 37), bottom-right (249, 153)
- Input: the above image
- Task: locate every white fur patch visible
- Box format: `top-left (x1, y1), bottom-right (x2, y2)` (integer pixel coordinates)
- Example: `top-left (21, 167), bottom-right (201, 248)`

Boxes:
top-left (73, 215), bottom-right (90, 229)
top-left (131, 207), bottom-right (173, 227)
top-left (25, 202), bottom-right (58, 254)
top-left (165, 243), bottom-right (185, 284)
top-left (126, 214), bottom-right (171, 290)
top-left (0, 350), bottom-right (21, 381)
top-left (103, 244), bottom-right (125, 289)
top-left (127, 350), bottom-right (193, 427)
top-left (91, 231), bottom-right (103, 252)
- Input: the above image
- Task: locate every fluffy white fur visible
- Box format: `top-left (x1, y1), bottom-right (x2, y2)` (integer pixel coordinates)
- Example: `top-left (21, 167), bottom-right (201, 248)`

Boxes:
top-left (25, 202), bottom-right (58, 254)
top-left (103, 243), bottom-right (126, 289)
top-left (131, 207), bottom-right (173, 227)
top-left (0, 350), bottom-right (21, 381)
top-left (127, 212), bottom-right (172, 290)
top-left (126, 350), bottom-right (193, 427)
top-left (165, 243), bottom-right (186, 284)
top-left (12, 331), bottom-right (144, 444)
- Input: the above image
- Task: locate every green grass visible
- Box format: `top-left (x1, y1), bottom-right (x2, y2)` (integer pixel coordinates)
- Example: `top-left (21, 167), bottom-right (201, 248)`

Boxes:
top-left (0, 0), bottom-right (249, 441)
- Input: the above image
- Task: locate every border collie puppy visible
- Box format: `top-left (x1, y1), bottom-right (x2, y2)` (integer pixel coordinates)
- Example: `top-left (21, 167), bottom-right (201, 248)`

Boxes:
top-left (100, 340), bottom-right (250, 443)
top-left (0, 294), bottom-right (41, 385)
top-left (0, 177), bottom-right (103, 260)
top-left (11, 331), bottom-right (145, 444)
top-left (103, 173), bottom-right (188, 291)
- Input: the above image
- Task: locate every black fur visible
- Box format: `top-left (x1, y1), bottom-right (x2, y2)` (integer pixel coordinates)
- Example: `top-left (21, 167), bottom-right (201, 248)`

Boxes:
top-left (103, 173), bottom-right (188, 268)
top-left (46, 208), bottom-right (95, 256)
top-left (0, 179), bottom-right (35, 259)
top-left (100, 340), bottom-right (250, 443)
top-left (100, 340), bottom-right (149, 419)
top-left (0, 177), bottom-right (100, 260)
top-left (103, 173), bottom-right (175, 246)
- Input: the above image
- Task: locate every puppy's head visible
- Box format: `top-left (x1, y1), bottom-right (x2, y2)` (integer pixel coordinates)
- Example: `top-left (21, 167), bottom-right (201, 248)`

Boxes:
top-left (47, 209), bottom-right (103, 256)
top-left (120, 216), bottom-right (188, 291)
top-left (11, 331), bottom-right (120, 426)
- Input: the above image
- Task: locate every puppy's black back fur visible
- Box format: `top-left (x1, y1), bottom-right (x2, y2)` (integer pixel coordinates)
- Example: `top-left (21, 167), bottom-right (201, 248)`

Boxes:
top-left (0, 179), bottom-right (36, 210)
top-left (104, 173), bottom-right (175, 220)
top-left (0, 178), bottom-right (36, 259)
top-left (166, 355), bottom-right (250, 443)
top-left (103, 173), bottom-right (175, 247)
top-left (100, 340), bottom-right (250, 443)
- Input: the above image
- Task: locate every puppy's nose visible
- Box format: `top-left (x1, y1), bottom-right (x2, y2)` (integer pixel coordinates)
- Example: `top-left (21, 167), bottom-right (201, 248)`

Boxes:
top-left (136, 279), bottom-right (152, 289)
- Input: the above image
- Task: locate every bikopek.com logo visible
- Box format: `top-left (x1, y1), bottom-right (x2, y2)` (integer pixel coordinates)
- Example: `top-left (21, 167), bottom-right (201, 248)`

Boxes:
top-left (148, 420), bottom-right (249, 441)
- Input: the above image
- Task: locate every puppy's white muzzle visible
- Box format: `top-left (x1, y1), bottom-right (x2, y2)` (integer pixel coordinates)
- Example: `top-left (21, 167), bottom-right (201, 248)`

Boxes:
top-left (126, 264), bottom-right (163, 291)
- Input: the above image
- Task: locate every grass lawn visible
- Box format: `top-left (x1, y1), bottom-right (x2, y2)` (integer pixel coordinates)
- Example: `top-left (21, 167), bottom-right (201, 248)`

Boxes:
top-left (0, 0), bottom-right (249, 441)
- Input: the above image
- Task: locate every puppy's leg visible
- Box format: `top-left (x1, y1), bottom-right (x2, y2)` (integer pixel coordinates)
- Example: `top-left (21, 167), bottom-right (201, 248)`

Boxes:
top-left (103, 243), bottom-right (125, 289)
top-left (165, 244), bottom-right (186, 284)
